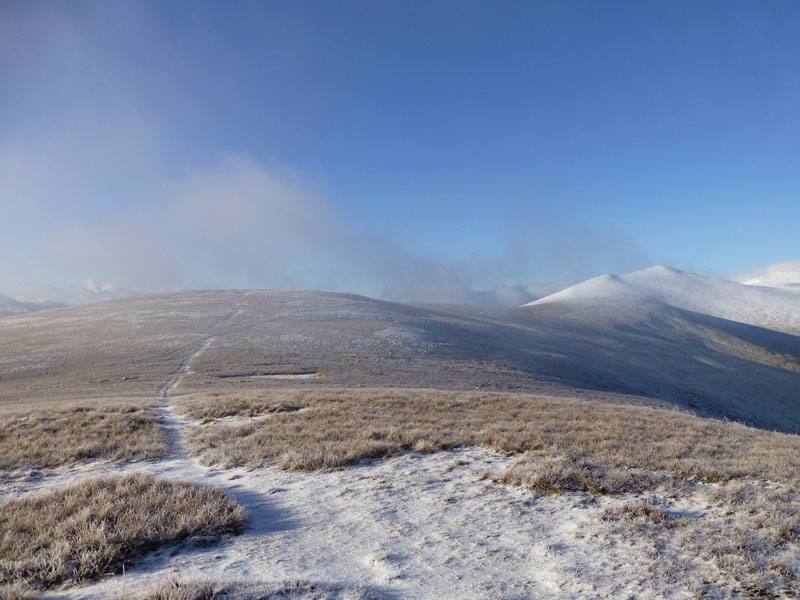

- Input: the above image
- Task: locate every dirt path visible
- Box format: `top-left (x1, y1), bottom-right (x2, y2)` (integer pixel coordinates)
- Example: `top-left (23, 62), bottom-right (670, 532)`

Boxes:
top-left (158, 337), bottom-right (213, 400)
top-left (155, 337), bottom-right (213, 461)
top-left (156, 295), bottom-right (244, 456)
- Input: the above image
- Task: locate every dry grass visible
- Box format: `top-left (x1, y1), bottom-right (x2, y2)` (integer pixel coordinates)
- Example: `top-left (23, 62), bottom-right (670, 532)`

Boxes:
top-left (116, 578), bottom-right (380, 600)
top-left (117, 579), bottom-right (218, 600)
top-left (601, 487), bottom-right (800, 598)
top-left (176, 389), bottom-right (800, 488)
top-left (602, 498), bottom-right (686, 530)
top-left (0, 400), bottom-right (166, 473)
top-left (0, 474), bottom-right (246, 589)
top-left (0, 582), bottom-right (37, 600)
top-left (177, 388), bottom-right (800, 598)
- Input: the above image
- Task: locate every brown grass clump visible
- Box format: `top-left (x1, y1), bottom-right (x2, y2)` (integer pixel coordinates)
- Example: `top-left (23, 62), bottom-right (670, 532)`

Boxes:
top-left (602, 499), bottom-right (686, 530)
top-left (117, 579), bottom-right (219, 600)
top-left (116, 579), bottom-right (380, 600)
top-left (0, 400), bottom-right (166, 473)
top-left (176, 389), bottom-right (800, 489)
top-left (177, 392), bottom-right (304, 423)
top-left (0, 474), bottom-right (246, 589)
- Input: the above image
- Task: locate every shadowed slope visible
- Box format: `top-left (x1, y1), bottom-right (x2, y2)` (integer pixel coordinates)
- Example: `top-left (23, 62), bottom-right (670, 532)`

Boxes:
top-left (516, 297), bottom-right (800, 431)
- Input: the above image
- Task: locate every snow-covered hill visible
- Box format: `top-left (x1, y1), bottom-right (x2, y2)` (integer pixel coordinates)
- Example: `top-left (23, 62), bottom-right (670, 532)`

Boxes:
top-left (731, 259), bottom-right (800, 288)
top-left (526, 265), bottom-right (800, 335)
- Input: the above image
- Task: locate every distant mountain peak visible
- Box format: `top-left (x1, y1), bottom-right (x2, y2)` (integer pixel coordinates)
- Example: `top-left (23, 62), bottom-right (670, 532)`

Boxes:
top-left (523, 264), bottom-right (800, 336)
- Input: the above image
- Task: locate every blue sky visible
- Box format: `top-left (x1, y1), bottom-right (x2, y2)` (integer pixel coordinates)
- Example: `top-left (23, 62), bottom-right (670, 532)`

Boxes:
top-left (2, 1), bottom-right (799, 304)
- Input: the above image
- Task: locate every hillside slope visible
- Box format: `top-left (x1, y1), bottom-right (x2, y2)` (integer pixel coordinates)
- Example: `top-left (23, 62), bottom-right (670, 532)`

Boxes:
top-left (2, 286), bottom-right (800, 432)
top-left (0, 290), bottom-right (571, 403)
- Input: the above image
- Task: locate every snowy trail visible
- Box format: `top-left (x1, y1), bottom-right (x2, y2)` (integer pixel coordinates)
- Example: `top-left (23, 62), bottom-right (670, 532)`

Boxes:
top-left (156, 337), bottom-right (214, 461)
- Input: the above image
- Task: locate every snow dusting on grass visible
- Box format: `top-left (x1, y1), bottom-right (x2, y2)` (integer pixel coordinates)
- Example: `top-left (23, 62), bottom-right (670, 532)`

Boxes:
top-left (39, 448), bottom-right (704, 600)
top-left (0, 400), bottom-right (166, 475)
top-left (0, 474), bottom-right (245, 590)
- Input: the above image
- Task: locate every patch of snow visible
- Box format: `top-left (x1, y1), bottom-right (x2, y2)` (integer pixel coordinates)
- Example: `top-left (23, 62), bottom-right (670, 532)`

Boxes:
top-left (249, 373), bottom-right (317, 380)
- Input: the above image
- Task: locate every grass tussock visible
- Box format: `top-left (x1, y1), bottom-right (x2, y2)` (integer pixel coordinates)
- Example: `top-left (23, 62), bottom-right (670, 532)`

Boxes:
top-left (117, 579), bottom-right (218, 600)
top-left (0, 400), bottom-right (166, 473)
top-left (0, 474), bottom-right (246, 589)
top-left (178, 393), bottom-right (304, 423)
top-left (602, 499), bottom-right (686, 530)
top-left (176, 389), bottom-right (800, 489)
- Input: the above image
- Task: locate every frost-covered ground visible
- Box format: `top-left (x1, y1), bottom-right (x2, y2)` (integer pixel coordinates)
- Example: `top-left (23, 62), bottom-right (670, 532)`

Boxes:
top-left (20, 431), bottom-right (703, 600)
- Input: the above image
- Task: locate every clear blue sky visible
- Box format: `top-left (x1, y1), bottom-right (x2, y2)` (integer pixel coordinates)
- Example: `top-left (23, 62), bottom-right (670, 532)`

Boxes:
top-left (2, 0), bottom-right (799, 303)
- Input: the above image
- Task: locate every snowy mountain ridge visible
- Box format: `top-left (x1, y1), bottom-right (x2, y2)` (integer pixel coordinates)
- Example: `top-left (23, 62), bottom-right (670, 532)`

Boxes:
top-left (526, 264), bottom-right (800, 335)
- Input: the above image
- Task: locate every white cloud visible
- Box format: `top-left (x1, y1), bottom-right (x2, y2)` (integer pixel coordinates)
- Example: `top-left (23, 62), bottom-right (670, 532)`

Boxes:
top-left (167, 156), bottom-right (329, 251)
top-left (7, 143), bottom-right (655, 307)
top-left (40, 221), bottom-right (178, 292)
top-left (380, 272), bottom-right (576, 308)
top-left (380, 265), bottom-right (477, 305)
top-left (23, 280), bottom-right (140, 306)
